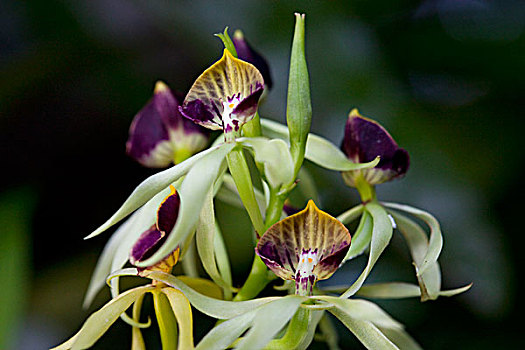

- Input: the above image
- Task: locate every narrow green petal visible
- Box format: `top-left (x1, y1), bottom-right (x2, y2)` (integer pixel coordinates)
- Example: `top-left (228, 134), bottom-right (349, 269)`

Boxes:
top-left (356, 282), bottom-right (472, 299)
top-left (239, 137), bottom-right (295, 190)
top-left (235, 296), bottom-right (305, 350)
top-left (389, 210), bottom-right (441, 301)
top-left (340, 202), bottom-right (393, 298)
top-left (379, 327), bottom-right (423, 350)
top-left (51, 286), bottom-right (153, 350)
top-left (85, 146), bottom-right (222, 239)
top-left (344, 210), bottom-right (373, 261)
top-left (261, 118), bottom-right (379, 171)
top-left (329, 308), bottom-right (399, 350)
top-left (131, 293), bottom-right (147, 350)
top-left (153, 290), bottom-right (178, 350)
top-left (195, 310), bottom-right (256, 350)
top-left (196, 190), bottom-right (235, 291)
top-left (336, 204), bottom-right (364, 225)
top-left (136, 143), bottom-right (235, 267)
top-left (109, 269), bottom-right (280, 319)
top-left (383, 202), bottom-right (443, 276)
top-left (162, 288), bottom-right (195, 350)
top-left (316, 296), bottom-right (403, 330)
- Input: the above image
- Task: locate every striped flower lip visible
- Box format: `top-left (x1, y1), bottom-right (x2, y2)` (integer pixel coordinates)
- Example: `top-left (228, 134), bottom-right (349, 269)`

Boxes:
top-left (341, 109), bottom-right (409, 187)
top-left (255, 201), bottom-right (351, 296)
top-left (126, 81), bottom-right (210, 168)
top-left (179, 49), bottom-right (264, 135)
top-left (129, 185), bottom-right (181, 276)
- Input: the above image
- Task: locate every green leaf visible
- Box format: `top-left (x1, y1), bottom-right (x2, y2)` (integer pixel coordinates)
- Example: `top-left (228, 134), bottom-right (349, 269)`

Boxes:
top-left (329, 308), bottom-right (399, 350)
top-left (235, 296), bottom-right (305, 350)
top-left (196, 190), bottom-right (235, 292)
top-left (382, 202), bottom-right (443, 276)
top-left (137, 143), bottom-right (235, 267)
top-left (239, 137), bottom-right (295, 190)
top-left (261, 118), bottom-right (379, 171)
top-left (388, 210), bottom-right (441, 301)
top-left (109, 269), bottom-right (280, 319)
top-left (83, 186), bottom-right (172, 308)
top-left (315, 296), bottom-right (402, 330)
top-left (341, 202), bottom-right (393, 298)
top-left (195, 310), bottom-right (256, 350)
top-left (86, 145), bottom-right (230, 239)
top-left (162, 288), bottom-right (195, 350)
top-left (51, 286), bottom-right (154, 350)
top-left (344, 210), bottom-right (373, 261)
top-left (356, 282), bottom-right (472, 299)
top-left (286, 13), bottom-right (312, 175)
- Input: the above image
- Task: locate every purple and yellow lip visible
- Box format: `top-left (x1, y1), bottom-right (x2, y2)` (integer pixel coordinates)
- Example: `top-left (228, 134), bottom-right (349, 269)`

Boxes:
top-left (129, 185), bottom-right (181, 275)
top-left (256, 200), bottom-right (351, 295)
top-left (179, 49), bottom-right (264, 134)
top-left (126, 81), bottom-right (209, 168)
top-left (341, 109), bottom-right (409, 186)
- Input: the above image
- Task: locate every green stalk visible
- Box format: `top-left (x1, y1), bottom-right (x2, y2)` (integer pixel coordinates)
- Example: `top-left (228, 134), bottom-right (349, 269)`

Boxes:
top-left (233, 189), bottom-right (286, 301)
top-left (226, 147), bottom-right (265, 235)
top-left (243, 111), bottom-right (262, 138)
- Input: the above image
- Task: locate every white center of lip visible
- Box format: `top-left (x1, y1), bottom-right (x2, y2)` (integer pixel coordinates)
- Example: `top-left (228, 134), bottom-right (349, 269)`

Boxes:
top-left (221, 95), bottom-right (243, 132)
top-left (296, 250), bottom-right (318, 277)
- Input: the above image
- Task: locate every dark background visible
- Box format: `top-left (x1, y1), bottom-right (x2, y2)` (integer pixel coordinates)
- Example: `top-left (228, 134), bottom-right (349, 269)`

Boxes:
top-left (1, 0), bottom-right (524, 349)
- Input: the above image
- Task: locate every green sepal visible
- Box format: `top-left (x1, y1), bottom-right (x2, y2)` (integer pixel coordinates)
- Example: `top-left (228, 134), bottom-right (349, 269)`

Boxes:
top-left (286, 13), bottom-right (312, 175)
top-left (152, 290), bottom-right (178, 350)
top-left (340, 202), bottom-right (393, 298)
top-left (261, 118), bottom-right (379, 171)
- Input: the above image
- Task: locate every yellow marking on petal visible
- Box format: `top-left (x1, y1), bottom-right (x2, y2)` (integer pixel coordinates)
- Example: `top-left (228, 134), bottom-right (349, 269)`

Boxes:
top-left (229, 103), bottom-right (234, 108)
top-left (308, 258), bottom-right (313, 263)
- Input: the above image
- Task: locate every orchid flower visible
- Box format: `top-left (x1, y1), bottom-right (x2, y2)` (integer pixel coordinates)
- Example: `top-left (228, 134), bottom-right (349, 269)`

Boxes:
top-left (256, 200), bottom-right (351, 296)
top-left (127, 81), bottom-right (210, 167)
top-left (340, 108), bottom-right (410, 191)
top-left (179, 49), bottom-right (264, 140)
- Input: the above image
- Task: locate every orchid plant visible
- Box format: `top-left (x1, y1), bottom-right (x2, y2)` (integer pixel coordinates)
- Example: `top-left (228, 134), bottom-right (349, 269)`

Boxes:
top-left (52, 13), bottom-right (470, 350)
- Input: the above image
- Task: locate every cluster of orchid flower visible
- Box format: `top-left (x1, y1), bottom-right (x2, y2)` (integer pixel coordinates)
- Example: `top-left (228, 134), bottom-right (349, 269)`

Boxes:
top-left (53, 14), bottom-right (470, 350)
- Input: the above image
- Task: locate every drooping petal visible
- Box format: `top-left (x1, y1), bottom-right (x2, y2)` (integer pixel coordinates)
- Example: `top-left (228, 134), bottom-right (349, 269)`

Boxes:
top-left (255, 200), bottom-right (351, 295)
top-left (126, 81), bottom-right (209, 168)
top-left (233, 30), bottom-right (273, 89)
top-left (129, 185), bottom-right (181, 275)
top-left (341, 109), bottom-right (409, 186)
top-left (180, 49), bottom-right (264, 133)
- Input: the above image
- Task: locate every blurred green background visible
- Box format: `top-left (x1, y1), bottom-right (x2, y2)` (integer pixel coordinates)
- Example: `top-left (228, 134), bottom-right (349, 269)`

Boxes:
top-left (1, 0), bottom-right (524, 349)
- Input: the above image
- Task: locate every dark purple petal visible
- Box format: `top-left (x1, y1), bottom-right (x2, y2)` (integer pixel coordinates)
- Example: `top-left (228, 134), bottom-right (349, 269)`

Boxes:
top-left (127, 82), bottom-right (210, 168)
top-left (156, 186), bottom-right (180, 234)
top-left (179, 99), bottom-right (223, 130)
top-left (341, 109), bottom-right (410, 184)
top-left (233, 31), bottom-right (273, 89)
top-left (126, 87), bottom-right (173, 168)
top-left (231, 84), bottom-right (264, 123)
top-left (129, 227), bottom-right (164, 265)
top-left (315, 240), bottom-right (351, 280)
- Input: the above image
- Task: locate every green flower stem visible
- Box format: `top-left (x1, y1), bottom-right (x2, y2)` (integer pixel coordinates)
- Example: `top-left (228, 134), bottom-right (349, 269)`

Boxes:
top-left (226, 147), bottom-right (265, 235)
top-left (233, 189), bottom-right (286, 301)
top-left (355, 174), bottom-right (376, 203)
